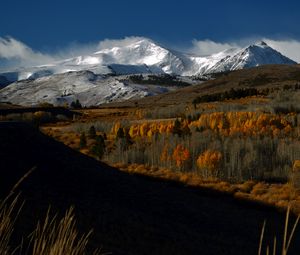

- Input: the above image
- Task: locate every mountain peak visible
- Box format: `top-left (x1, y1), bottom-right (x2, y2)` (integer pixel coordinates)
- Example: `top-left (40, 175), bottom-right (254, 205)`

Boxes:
top-left (247, 41), bottom-right (269, 49)
top-left (256, 41), bottom-right (268, 47)
top-left (199, 40), bottom-right (296, 75)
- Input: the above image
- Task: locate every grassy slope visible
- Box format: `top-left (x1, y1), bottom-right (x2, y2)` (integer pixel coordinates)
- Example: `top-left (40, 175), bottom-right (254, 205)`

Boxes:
top-left (0, 122), bottom-right (300, 254)
top-left (101, 64), bottom-right (300, 108)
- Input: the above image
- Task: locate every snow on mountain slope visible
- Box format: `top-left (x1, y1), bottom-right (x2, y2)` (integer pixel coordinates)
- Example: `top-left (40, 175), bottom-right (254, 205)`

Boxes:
top-left (0, 38), bottom-right (297, 85)
top-left (183, 48), bottom-right (241, 75)
top-left (93, 38), bottom-right (186, 74)
top-left (0, 38), bottom-right (186, 84)
top-left (0, 38), bottom-right (298, 106)
top-left (201, 41), bottom-right (297, 74)
top-left (57, 37), bottom-right (186, 75)
top-left (0, 71), bottom-right (179, 106)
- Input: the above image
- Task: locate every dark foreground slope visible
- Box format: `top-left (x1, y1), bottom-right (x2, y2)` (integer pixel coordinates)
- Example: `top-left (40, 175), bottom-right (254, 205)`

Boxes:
top-left (0, 122), bottom-right (299, 255)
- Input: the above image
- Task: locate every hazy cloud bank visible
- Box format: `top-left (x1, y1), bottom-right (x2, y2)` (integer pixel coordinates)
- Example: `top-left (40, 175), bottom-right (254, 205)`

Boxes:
top-left (0, 37), bottom-right (55, 68)
top-left (0, 36), bottom-right (299, 71)
top-left (190, 38), bottom-right (300, 62)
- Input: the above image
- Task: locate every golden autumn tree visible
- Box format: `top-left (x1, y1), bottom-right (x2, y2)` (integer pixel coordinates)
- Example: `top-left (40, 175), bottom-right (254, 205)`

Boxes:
top-left (172, 144), bottom-right (191, 169)
top-left (189, 111), bottom-right (292, 137)
top-left (197, 150), bottom-right (222, 177)
top-left (139, 123), bottom-right (149, 137)
top-left (129, 124), bottom-right (139, 138)
top-left (160, 144), bottom-right (170, 162)
top-left (111, 121), bottom-right (121, 136)
top-left (290, 160), bottom-right (300, 189)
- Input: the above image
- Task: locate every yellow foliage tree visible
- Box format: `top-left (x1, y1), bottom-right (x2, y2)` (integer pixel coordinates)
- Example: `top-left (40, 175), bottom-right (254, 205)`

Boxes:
top-left (189, 111), bottom-right (292, 137)
top-left (160, 144), bottom-right (170, 162)
top-left (172, 145), bottom-right (191, 168)
top-left (197, 150), bottom-right (222, 177)
top-left (111, 122), bottom-right (121, 136)
top-left (139, 123), bottom-right (149, 137)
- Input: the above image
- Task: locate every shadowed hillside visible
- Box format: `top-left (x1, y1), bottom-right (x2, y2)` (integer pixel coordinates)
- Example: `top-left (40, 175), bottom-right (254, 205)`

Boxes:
top-left (0, 122), bottom-right (300, 254)
top-left (102, 64), bottom-right (300, 108)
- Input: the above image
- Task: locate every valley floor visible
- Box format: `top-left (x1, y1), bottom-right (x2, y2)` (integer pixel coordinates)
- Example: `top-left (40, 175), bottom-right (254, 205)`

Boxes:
top-left (1, 122), bottom-right (300, 254)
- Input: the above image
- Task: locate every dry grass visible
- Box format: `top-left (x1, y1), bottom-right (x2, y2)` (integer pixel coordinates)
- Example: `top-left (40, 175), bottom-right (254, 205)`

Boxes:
top-left (31, 207), bottom-right (101, 255)
top-left (0, 195), bottom-right (22, 255)
top-left (258, 205), bottom-right (300, 255)
top-left (0, 197), bottom-right (102, 255)
top-left (0, 167), bottom-right (36, 254)
top-left (0, 168), bottom-right (102, 255)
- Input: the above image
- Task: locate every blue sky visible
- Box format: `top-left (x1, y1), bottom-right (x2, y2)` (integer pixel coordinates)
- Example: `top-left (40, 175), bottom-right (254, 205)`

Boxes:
top-left (1, 0), bottom-right (300, 51)
top-left (1, 0), bottom-right (300, 68)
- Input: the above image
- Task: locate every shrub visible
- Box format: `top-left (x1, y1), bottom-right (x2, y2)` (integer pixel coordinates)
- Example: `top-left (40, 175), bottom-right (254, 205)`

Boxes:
top-left (197, 150), bottom-right (222, 178)
top-left (90, 135), bottom-right (106, 159)
top-left (172, 144), bottom-right (191, 170)
top-left (290, 160), bottom-right (300, 190)
top-left (70, 100), bottom-right (82, 109)
top-left (88, 126), bottom-right (97, 139)
top-left (79, 132), bottom-right (87, 149)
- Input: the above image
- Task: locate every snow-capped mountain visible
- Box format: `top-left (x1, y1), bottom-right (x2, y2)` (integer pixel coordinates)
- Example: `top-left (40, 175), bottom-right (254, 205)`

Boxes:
top-left (0, 38), bottom-right (296, 84)
top-left (195, 41), bottom-right (296, 74)
top-left (0, 38), bottom-right (185, 84)
top-left (0, 37), bottom-right (297, 106)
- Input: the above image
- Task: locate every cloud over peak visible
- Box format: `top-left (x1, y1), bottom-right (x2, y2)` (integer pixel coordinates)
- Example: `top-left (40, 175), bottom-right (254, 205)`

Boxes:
top-left (190, 38), bottom-right (300, 62)
top-left (190, 39), bottom-right (240, 56)
top-left (263, 38), bottom-right (300, 63)
top-left (97, 36), bottom-right (149, 50)
top-left (0, 36), bottom-right (299, 71)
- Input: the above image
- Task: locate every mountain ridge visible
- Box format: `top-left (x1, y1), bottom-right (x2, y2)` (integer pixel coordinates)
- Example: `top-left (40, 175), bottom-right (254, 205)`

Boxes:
top-left (0, 38), bottom-right (296, 83)
top-left (0, 38), bottom-right (297, 106)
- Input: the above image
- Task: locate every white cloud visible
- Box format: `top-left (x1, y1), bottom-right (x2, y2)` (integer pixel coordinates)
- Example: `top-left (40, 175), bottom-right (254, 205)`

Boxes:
top-left (190, 38), bottom-right (300, 63)
top-left (190, 39), bottom-right (240, 56)
top-left (263, 39), bottom-right (300, 63)
top-left (53, 41), bottom-right (99, 59)
top-left (0, 37), bottom-right (55, 67)
top-left (0, 36), bottom-right (148, 70)
top-left (97, 36), bottom-right (146, 50)
top-left (0, 36), bottom-right (299, 71)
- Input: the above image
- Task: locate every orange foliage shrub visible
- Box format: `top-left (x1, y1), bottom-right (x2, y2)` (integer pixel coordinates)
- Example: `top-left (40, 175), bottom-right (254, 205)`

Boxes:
top-left (160, 144), bottom-right (171, 162)
top-left (197, 150), bottom-right (222, 176)
top-left (111, 122), bottom-right (121, 136)
top-left (291, 160), bottom-right (300, 189)
top-left (293, 160), bottom-right (300, 171)
top-left (172, 145), bottom-right (191, 168)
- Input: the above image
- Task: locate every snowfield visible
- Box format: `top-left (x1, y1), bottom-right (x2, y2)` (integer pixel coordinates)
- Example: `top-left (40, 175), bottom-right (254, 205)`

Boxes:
top-left (0, 71), bottom-right (182, 106)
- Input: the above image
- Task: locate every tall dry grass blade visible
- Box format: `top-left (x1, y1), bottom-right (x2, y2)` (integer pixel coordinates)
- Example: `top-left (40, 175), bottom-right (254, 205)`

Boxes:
top-left (258, 220), bottom-right (266, 255)
top-left (10, 167), bottom-right (36, 195)
top-left (285, 213), bottom-right (300, 253)
top-left (266, 245), bottom-right (269, 255)
top-left (0, 167), bottom-right (35, 255)
top-left (1, 167), bottom-right (36, 208)
top-left (282, 206), bottom-right (290, 255)
top-left (31, 206), bottom-right (100, 255)
top-left (0, 195), bottom-right (22, 255)
top-left (272, 236), bottom-right (276, 255)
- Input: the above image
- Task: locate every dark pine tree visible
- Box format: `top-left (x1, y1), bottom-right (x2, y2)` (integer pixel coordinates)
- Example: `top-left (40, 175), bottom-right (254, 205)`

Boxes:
top-left (79, 132), bottom-right (87, 149)
top-left (88, 126), bottom-right (97, 139)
